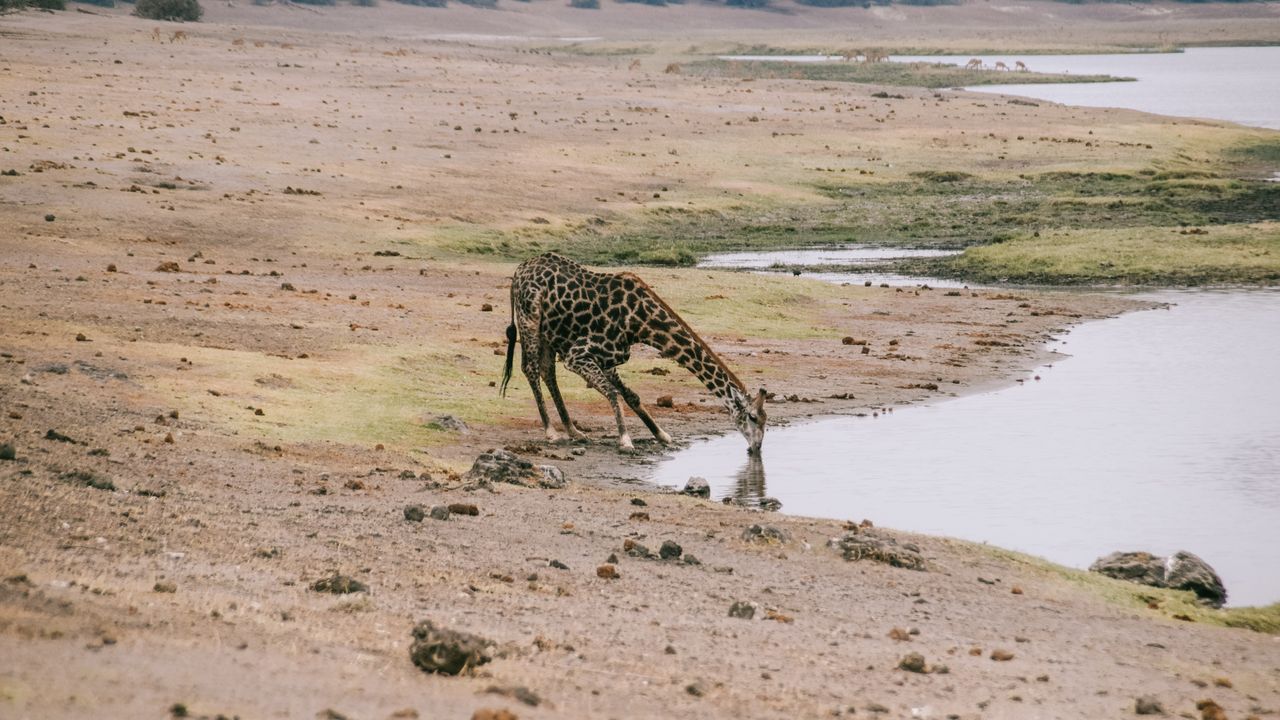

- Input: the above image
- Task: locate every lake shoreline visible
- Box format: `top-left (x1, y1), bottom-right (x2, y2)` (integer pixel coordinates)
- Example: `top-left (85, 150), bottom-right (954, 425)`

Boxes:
top-left (3, 8), bottom-right (1279, 719)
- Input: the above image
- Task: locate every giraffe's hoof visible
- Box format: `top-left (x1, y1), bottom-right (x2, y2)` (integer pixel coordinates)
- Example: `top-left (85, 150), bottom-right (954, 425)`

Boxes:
top-left (656, 429), bottom-right (673, 444)
top-left (618, 434), bottom-right (634, 451)
top-left (545, 429), bottom-right (563, 442)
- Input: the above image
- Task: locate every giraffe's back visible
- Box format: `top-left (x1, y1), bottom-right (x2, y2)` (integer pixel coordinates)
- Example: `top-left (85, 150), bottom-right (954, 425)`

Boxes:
top-left (511, 253), bottom-right (653, 358)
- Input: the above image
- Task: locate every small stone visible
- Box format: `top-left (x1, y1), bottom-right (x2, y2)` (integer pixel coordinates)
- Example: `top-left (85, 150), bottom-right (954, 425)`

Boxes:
top-left (728, 601), bottom-right (756, 620)
top-left (758, 497), bottom-right (782, 511)
top-left (664, 645), bottom-right (677, 655)
top-left (888, 627), bottom-right (910, 641)
top-left (682, 554), bottom-right (701, 565)
top-left (990, 649), bottom-right (1014, 661)
top-left (1212, 677), bottom-right (1232, 688)
top-left (606, 553), bottom-right (618, 564)
top-left (0, 444), bottom-right (15, 461)
top-left (399, 469), bottom-right (417, 479)
top-left (1135, 696), bottom-right (1165, 715)
top-left (471, 710), bottom-right (517, 720)
top-left (656, 395), bottom-right (674, 408)
top-left (1196, 699), bottom-right (1227, 720)
top-left (44, 213), bottom-right (55, 222)
top-left (153, 581), bottom-right (177, 593)
top-left (448, 503), bottom-right (479, 516)
top-left (163, 432), bottom-right (174, 444)
top-left (659, 540), bottom-right (683, 560)
top-left (682, 476), bottom-right (710, 498)
top-left (429, 506), bottom-right (450, 521)
top-left (1011, 586), bottom-right (1024, 595)
top-left (898, 652), bottom-right (927, 673)
top-left (75, 333), bottom-right (88, 342)
top-left (549, 560), bottom-right (568, 570)
top-left (409, 619), bottom-right (493, 676)
top-left (311, 573), bottom-right (367, 594)
top-left (404, 505), bottom-right (425, 522)
top-left (480, 303), bottom-right (494, 312)
top-left (596, 564), bottom-right (619, 580)
top-left (623, 539), bottom-right (652, 558)
top-left (741, 524), bottom-right (791, 545)
top-left (685, 682), bottom-right (706, 697)
top-left (630, 498), bottom-right (647, 506)
top-left (106, 263), bottom-right (117, 272)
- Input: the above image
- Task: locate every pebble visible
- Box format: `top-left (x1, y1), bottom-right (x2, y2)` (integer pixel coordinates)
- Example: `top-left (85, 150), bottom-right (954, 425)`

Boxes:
top-left (596, 564), bottom-right (619, 580)
top-left (659, 540), bottom-right (683, 560)
top-left (990, 649), bottom-right (1014, 661)
top-left (682, 477), bottom-right (710, 498)
top-left (429, 506), bottom-right (451, 521)
top-left (898, 652), bottom-right (927, 673)
top-left (404, 505), bottom-right (425, 522)
top-left (728, 601), bottom-right (756, 620)
top-left (1135, 696), bottom-right (1164, 715)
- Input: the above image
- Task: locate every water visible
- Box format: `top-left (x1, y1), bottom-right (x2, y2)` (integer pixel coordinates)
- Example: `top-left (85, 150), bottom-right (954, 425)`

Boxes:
top-left (723, 47), bottom-right (1280, 130)
top-left (653, 288), bottom-right (1280, 606)
top-left (699, 246), bottom-right (967, 288)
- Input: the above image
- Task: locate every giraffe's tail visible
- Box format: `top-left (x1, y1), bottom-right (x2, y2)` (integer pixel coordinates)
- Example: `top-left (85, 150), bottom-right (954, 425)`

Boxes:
top-left (500, 290), bottom-right (517, 396)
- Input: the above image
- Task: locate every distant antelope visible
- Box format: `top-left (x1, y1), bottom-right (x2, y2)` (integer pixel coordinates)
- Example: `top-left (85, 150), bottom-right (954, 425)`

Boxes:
top-left (151, 27), bottom-right (162, 41)
top-left (663, 63), bottom-right (681, 74)
top-left (994, 61), bottom-right (1010, 71)
top-left (839, 49), bottom-right (861, 62)
top-left (1015, 61), bottom-right (1028, 72)
top-left (628, 59), bottom-right (641, 71)
top-left (965, 58), bottom-right (983, 70)
top-left (863, 50), bottom-right (887, 63)
top-left (170, 30), bottom-right (188, 43)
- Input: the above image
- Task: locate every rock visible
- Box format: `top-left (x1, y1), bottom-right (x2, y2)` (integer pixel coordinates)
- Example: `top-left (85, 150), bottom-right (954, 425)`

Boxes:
top-left (623, 539), bottom-right (653, 559)
top-left (155, 261), bottom-right (181, 272)
top-left (682, 554), bottom-right (701, 566)
top-left (471, 710), bottom-right (517, 720)
top-left (682, 476), bottom-right (710, 498)
top-left (429, 415), bottom-right (469, 433)
top-left (897, 652), bottom-right (927, 673)
top-left (464, 449), bottom-right (564, 490)
top-left (888, 627), bottom-right (910, 641)
top-left (990, 649), bottom-right (1014, 661)
top-left (685, 681), bottom-right (706, 697)
top-left (404, 505), bottom-right (425, 522)
top-left (0, 444), bottom-right (14, 461)
top-left (1089, 550), bottom-right (1227, 607)
top-left (630, 498), bottom-right (647, 506)
top-left (429, 505), bottom-right (451, 521)
top-left (655, 395), bottom-right (674, 408)
top-left (1135, 696), bottom-right (1165, 715)
top-left (399, 469), bottom-right (417, 479)
top-left (758, 497), bottom-right (782, 512)
top-left (1196, 699), bottom-right (1227, 720)
top-left (659, 540), bottom-right (683, 560)
top-left (741, 524), bottom-right (791, 545)
top-left (596, 564), bottom-right (619, 580)
top-left (409, 620), bottom-right (493, 676)
top-left (728, 601), bottom-right (756, 620)
top-left (153, 581), bottom-right (177, 593)
top-left (548, 560), bottom-right (569, 570)
top-left (448, 503), bottom-right (479, 516)
top-left (311, 574), bottom-right (367, 594)
top-left (832, 532), bottom-right (925, 571)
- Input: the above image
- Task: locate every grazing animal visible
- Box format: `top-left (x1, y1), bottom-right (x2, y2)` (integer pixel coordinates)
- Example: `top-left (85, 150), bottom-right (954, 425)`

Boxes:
top-left (1015, 60), bottom-right (1029, 72)
top-left (501, 253), bottom-right (767, 454)
top-left (170, 30), bottom-right (188, 43)
top-left (965, 58), bottom-right (983, 70)
top-left (994, 61), bottom-right (1010, 71)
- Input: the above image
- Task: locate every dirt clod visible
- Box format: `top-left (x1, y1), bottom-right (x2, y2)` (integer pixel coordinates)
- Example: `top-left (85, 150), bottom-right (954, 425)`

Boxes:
top-left (448, 503), bottom-right (479, 516)
top-left (471, 710), bottom-right (517, 720)
top-left (311, 574), bottom-right (367, 594)
top-left (404, 504), bottom-right (425, 522)
top-left (898, 652), bottom-right (928, 673)
top-left (991, 649), bottom-right (1015, 661)
top-left (1135, 695), bottom-right (1165, 715)
top-left (409, 619), bottom-right (493, 676)
top-left (153, 581), bottom-right (177, 593)
top-left (728, 601), bottom-right (756, 620)
top-left (596, 564), bottom-right (619, 580)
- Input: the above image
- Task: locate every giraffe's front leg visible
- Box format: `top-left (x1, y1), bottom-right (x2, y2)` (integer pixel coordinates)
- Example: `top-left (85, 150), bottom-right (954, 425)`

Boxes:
top-left (564, 350), bottom-right (632, 450)
top-left (608, 369), bottom-right (672, 445)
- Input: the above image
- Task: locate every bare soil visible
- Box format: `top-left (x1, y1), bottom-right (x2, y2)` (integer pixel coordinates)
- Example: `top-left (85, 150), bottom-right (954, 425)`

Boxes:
top-left (2, 7), bottom-right (1278, 720)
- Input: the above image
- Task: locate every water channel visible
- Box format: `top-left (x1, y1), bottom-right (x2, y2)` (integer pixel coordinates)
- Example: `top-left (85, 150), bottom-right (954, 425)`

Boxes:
top-left (665, 49), bottom-right (1280, 605)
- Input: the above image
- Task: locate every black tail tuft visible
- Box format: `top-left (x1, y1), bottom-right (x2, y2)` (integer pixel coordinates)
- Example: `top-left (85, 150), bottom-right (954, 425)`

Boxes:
top-left (499, 323), bottom-right (517, 396)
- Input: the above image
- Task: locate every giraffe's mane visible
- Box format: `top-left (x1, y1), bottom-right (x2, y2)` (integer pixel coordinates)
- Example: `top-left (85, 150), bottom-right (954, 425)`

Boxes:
top-left (618, 271), bottom-right (749, 396)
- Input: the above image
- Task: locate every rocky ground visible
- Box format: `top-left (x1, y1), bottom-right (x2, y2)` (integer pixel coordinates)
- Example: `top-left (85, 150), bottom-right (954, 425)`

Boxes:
top-left (2, 6), bottom-right (1279, 720)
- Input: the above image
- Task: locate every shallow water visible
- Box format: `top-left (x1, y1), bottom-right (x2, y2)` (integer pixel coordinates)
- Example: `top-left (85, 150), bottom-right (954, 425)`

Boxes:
top-left (653, 289), bottom-right (1280, 606)
top-left (723, 47), bottom-right (1280, 130)
top-left (699, 246), bottom-right (966, 288)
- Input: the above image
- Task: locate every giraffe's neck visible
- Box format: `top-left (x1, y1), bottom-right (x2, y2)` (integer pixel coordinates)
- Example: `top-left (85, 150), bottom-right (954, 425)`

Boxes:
top-left (638, 293), bottom-right (748, 410)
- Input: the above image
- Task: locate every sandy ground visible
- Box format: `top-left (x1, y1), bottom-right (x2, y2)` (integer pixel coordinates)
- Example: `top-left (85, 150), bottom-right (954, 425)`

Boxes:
top-left (2, 6), bottom-right (1279, 720)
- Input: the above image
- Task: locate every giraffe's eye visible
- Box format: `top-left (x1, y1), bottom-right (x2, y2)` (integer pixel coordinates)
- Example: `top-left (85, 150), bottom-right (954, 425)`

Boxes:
top-left (747, 413), bottom-right (758, 424)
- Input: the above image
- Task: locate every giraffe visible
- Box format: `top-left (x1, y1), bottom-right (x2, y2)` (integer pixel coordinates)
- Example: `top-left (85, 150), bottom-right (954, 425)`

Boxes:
top-left (501, 253), bottom-right (767, 454)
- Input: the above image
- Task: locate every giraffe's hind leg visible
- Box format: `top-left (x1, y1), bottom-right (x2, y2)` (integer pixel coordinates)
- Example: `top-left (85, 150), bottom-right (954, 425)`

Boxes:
top-left (607, 369), bottom-right (673, 444)
top-left (563, 348), bottom-right (632, 450)
top-left (516, 310), bottom-right (558, 441)
top-left (542, 348), bottom-right (585, 440)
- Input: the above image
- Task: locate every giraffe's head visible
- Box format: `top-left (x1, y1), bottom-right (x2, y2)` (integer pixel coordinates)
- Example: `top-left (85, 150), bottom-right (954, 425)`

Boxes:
top-left (730, 387), bottom-right (768, 455)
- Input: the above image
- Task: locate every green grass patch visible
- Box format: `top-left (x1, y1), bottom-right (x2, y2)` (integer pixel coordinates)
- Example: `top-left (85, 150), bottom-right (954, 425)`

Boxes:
top-left (898, 222), bottom-right (1280, 285)
top-left (680, 58), bottom-right (1129, 88)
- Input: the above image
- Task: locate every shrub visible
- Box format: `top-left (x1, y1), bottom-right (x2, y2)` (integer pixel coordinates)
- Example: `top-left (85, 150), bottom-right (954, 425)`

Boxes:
top-left (795, 0), bottom-right (869, 6)
top-left (351, 0), bottom-right (376, 5)
top-left (725, 0), bottom-right (769, 7)
top-left (134, 0), bottom-right (201, 19)
top-left (292, 0), bottom-right (335, 5)
top-left (77, 0), bottom-right (117, 7)
top-left (394, 0), bottom-right (446, 6)
top-left (568, 0), bottom-right (598, 7)
top-left (27, 0), bottom-right (68, 9)
top-left (456, 0), bottom-right (496, 6)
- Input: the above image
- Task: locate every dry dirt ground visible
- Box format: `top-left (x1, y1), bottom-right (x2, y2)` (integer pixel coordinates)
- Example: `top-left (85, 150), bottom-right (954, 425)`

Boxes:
top-left (2, 6), bottom-right (1279, 720)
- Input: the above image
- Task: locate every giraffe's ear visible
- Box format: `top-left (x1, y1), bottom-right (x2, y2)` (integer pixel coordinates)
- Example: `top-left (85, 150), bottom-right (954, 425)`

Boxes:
top-left (754, 388), bottom-right (767, 413)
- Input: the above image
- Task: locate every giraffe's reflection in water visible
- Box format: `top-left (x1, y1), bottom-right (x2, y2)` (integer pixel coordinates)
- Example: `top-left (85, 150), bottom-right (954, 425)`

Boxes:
top-left (728, 456), bottom-right (768, 507)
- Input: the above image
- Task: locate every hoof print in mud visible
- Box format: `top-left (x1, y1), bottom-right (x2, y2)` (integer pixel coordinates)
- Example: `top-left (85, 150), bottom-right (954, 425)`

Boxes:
top-left (311, 573), bottom-right (368, 594)
top-left (409, 620), bottom-right (494, 676)
top-left (831, 532), bottom-right (926, 571)
top-left (464, 449), bottom-right (565, 489)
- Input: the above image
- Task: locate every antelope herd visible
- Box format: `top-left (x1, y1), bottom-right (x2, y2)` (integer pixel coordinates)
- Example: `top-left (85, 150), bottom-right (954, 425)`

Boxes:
top-left (966, 57), bottom-right (1031, 71)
